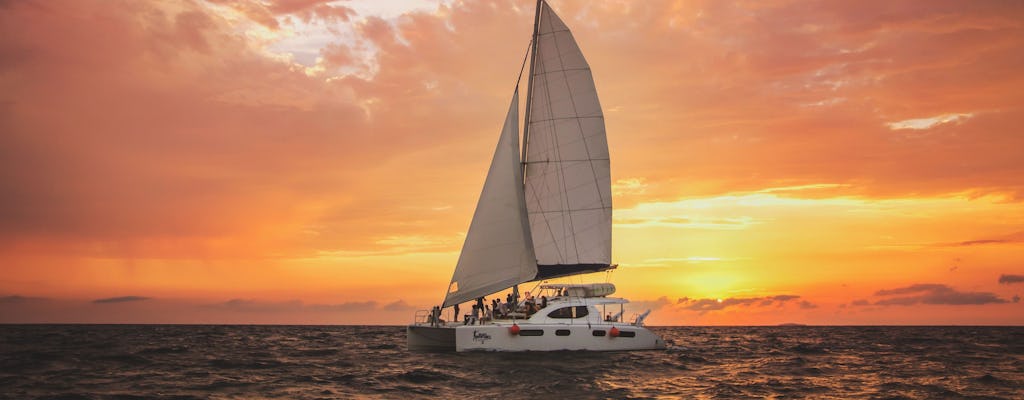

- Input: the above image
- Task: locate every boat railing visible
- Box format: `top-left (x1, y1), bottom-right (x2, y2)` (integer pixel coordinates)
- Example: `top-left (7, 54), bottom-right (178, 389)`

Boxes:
top-left (413, 309), bottom-right (430, 325)
top-left (631, 309), bottom-right (652, 327)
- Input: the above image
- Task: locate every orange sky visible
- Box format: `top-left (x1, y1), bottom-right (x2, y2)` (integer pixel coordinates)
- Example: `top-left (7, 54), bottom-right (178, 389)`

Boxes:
top-left (1, 0), bottom-right (1023, 325)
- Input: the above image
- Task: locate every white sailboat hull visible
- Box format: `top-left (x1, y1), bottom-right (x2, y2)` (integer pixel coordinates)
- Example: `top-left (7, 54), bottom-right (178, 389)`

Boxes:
top-left (406, 324), bottom-right (457, 351)
top-left (455, 323), bottom-right (665, 352)
top-left (407, 322), bottom-right (664, 352)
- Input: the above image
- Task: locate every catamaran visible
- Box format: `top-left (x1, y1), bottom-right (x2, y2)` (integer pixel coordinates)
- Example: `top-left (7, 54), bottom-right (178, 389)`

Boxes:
top-left (407, 0), bottom-right (665, 352)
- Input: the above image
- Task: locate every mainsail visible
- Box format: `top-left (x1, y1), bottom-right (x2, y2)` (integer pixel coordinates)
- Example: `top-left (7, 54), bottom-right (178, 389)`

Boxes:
top-left (442, 0), bottom-right (612, 307)
top-left (443, 91), bottom-right (537, 308)
top-left (524, 2), bottom-right (613, 279)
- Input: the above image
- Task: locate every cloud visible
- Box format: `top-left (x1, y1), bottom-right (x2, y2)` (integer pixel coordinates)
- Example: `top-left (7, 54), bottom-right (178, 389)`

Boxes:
top-left (998, 274), bottom-right (1024, 285)
top-left (886, 113), bottom-right (973, 131)
top-left (798, 300), bottom-right (818, 309)
top-left (0, 295), bottom-right (48, 304)
top-left (628, 296), bottom-right (673, 312)
top-left (214, 298), bottom-right (305, 312)
top-left (308, 301), bottom-right (379, 312)
top-left (381, 300), bottom-right (416, 312)
top-left (0, 0), bottom-right (538, 260)
top-left (612, 178), bottom-right (648, 197)
top-left (872, 284), bottom-right (1008, 306)
top-left (941, 232), bottom-right (1024, 247)
top-left (93, 296), bottom-right (151, 304)
top-left (210, 298), bottom-right (417, 313)
top-left (677, 294), bottom-right (804, 313)
top-left (0, 1), bottom-right (1019, 254)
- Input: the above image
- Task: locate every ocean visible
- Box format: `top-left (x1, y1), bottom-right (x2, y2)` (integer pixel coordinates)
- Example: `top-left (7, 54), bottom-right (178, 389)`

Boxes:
top-left (1, 325), bottom-right (1021, 399)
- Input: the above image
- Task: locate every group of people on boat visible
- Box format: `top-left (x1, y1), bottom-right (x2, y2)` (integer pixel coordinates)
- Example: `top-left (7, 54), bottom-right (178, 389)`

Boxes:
top-left (462, 293), bottom-right (547, 324)
top-left (428, 289), bottom-right (578, 326)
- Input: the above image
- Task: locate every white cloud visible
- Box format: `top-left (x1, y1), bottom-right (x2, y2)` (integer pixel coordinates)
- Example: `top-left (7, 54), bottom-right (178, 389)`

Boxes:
top-left (886, 113), bottom-right (973, 130)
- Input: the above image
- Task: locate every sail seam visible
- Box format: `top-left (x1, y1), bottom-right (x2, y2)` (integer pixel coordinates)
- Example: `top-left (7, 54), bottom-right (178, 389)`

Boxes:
top-left (538, 29), bottom-right (571, 36)
top-left (529, 206), bottom-right (610, 213)
top-left (530, 116), bottom-right (602, 123)
top-left (525, 159), bottom-right (609, 163)
top-left (534, 67), bottom-right (591, 75)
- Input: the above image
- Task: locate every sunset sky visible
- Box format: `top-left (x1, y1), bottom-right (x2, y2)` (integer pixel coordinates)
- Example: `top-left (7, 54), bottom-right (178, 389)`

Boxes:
top-left (2, 0), bottom-right (1023, 325)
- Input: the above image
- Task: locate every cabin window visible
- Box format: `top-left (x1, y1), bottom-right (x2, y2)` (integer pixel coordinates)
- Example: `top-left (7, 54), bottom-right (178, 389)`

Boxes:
top-left (519, 329), bottom-right (544, 336)
top-left (547, 306), bottom-right (590, 319)
top-left (592, 330), bottom-right (606, 337)
top-left (618, 330), bottom-right (636, 338)
top-left (555, 329), bottom-right (571, 336)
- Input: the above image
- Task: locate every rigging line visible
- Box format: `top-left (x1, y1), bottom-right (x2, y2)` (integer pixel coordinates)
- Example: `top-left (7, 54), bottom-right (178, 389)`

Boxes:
top-left (514, 40), bottom-right (532, 89)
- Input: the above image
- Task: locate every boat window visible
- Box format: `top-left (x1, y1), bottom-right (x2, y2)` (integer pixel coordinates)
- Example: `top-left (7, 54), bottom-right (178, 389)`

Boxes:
top-left (619, 330), bottom-right (636, 338)
top-left (547, 306), bottom-right (591, 319)
top-left (547, 307), bottom-right (573, 319)
top-left (555, 329), bottom-right (571, 336)
top-left (519, 329), bottom-right (544, 336)
top-left (592, 330), bottom-right (606, 337)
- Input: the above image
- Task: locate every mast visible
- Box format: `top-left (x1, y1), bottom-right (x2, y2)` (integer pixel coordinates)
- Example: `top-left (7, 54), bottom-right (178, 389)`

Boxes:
top-left (520, 0), bottom-right (543, 179)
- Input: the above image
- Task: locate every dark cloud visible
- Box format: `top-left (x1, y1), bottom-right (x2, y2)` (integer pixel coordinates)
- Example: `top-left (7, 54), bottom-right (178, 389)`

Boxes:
top-left (1014, 295), bottom-right (1021, 303)
top-left (875, 284), bottom-right (947, 296)
top-left (0, 295), bottom-right (48, 304)
top-left (381, 300), bottom-right (416, 312)
top-left (677, 295), bottom-right (803, 313)
top-left (210, 299), bottom-right (415, 313)
top-left (850, 299), bottom-right (870, 307)
top-left (798, 300), bottom-right (818, 309)
top-left (93, 296), bottom-right (151, 304)
top-left (629, 296), bottom-right (672, 312)
top-left (940, 232), bottom-right (1024, 247)
top-left (309, 301), bottom-right (379, 312)
top-left (873, 284), bottom-right (1007, 306)
top-left (998, 274), bottom-right (1024, 285)
top-left (213, 299), bottom-right (304, 312)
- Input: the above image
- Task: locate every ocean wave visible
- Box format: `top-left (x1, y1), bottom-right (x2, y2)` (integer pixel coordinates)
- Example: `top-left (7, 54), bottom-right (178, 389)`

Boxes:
top-left (0, 325), bottom-right (1020, 399)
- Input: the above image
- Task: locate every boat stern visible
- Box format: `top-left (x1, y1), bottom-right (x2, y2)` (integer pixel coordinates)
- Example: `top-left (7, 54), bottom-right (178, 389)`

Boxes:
top-left (406, 324), bottom-right (456, 351)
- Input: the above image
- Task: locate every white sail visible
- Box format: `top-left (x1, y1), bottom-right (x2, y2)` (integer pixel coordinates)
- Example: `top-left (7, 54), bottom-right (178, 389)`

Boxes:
top-left (443, 91), bottom-right (537, 308)
top-left (524, 2), bottom-right (612, 269)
